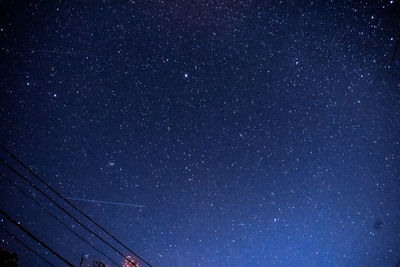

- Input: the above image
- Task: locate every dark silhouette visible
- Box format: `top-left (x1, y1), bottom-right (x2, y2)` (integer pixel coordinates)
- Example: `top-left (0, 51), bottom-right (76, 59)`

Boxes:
top-left (92, 258), bottom-right (106, 267)
top-left (0, 248), bottom-right (18, 267)
top-left (0, 208), bottom-right (73, 266)
top-left (390, 34), bottom-right (400, 66)
top-left (0, 145), bottom-right (152, 267)
top-left (80, 254), bottom-right (85, 266)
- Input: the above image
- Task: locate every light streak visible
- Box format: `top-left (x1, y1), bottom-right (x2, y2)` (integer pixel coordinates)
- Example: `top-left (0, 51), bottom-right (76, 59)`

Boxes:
top-left (66, 197), bottom-right (145, 208)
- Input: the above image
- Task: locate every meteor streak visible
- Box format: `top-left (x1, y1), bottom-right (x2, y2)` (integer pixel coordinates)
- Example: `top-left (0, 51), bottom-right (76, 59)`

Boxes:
top-left (66, 197), bottom-right (145, 208)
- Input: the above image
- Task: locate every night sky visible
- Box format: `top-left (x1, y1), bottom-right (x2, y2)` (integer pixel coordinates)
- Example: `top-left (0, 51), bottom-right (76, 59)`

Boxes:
top-left (1, 0), bottom-right (400, 266)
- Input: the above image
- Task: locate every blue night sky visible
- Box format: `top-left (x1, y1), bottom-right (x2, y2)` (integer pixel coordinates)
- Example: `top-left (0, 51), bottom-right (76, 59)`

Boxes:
top-left (0, 0), bottom-right (399, 266)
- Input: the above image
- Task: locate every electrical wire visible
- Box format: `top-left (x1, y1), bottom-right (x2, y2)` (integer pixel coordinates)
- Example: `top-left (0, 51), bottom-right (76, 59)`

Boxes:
top-left (0, 144), bottom-right (152, 266)
top-left (0, 224), bottom-right (54, 266)
top-left (1, 173), bottom-right (120, 267)
top-left (0, 208), bottom-right (74, 266)
top-left (0, 157), bottom-right (139, 266)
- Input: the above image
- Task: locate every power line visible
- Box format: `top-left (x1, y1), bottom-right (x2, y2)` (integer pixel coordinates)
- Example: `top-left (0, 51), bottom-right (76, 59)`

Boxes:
top-left (0, 157), bottom-right (139, 267)
top-left (0, 208), bottom-right (74, 266)
top-left (0, 224), bottom-right (55, 266)
top-left (1, 173), bottom-right (120, 267)
top-left (0, 144), bottom-right (152, 267)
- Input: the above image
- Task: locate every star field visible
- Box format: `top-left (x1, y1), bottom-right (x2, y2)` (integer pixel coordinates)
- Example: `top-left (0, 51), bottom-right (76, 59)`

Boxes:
top-left (0, 0), bottom-right (400, 266)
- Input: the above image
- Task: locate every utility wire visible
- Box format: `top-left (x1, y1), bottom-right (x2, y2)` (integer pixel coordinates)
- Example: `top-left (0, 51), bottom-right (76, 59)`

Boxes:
top-left (0, 157), bottom-right (139, 267)
top-left (1, 173), bottom-right (120, 267)
top-left (0, 144), bottom-right (152, 267)
top-left (0, 224), bottom-right (55, 266)
top-left (0, 208), bottom-right (74, 266)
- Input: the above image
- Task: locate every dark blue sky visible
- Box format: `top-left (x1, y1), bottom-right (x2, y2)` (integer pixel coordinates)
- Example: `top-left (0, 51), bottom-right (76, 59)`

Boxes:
top-left (1, 0), bottom-right (399, 266)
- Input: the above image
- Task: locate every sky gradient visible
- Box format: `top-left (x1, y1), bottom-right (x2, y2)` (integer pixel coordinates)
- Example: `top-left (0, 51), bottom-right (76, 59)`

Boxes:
top-left (1, 0), bottom-right (400, 266)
